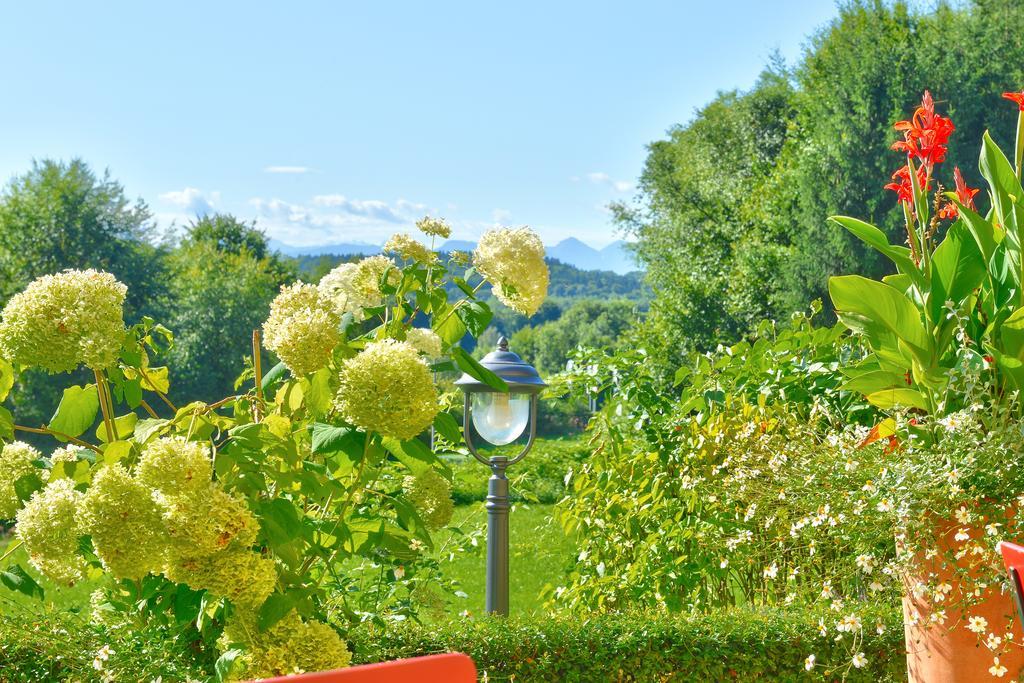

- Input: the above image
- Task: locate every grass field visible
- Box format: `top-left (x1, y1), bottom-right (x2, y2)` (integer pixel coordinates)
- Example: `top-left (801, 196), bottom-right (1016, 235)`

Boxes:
top-left (436, 503), bottom-right (575, 618)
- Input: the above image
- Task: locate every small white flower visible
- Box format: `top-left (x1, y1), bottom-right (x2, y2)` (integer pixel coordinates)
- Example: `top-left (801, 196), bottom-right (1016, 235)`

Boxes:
top-left (876, 622), bottom-right (886, 635)
top-left (986, 523), bottom-right (1002, 537)
top-left (876, 499), bottom-right (893, 513)
top-left (987, 633), bottom-right (1003, 650)
top-left (805, 654), bottom-right (816, 671)
top-left (969, 616), bottom-right (989, 634)
top-left (394, 566), bottom-right (405, 580)
top-left (763, 563), bottom-right (778, 580)
top-left (955, 528), bottom-right (971, 542)
top-left (989, 657), bottom-right (1008, 677)
top-left (852, 652), bottom-right (867, 669)
top-left (955, 506), bottom-right (972, 524)
top-left (855, 554), bottom-right (875, 574)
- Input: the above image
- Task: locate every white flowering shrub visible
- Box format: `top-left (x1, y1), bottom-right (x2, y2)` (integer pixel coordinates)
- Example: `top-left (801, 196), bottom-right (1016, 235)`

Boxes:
top-left (0, 221), bottom-right (548, 680)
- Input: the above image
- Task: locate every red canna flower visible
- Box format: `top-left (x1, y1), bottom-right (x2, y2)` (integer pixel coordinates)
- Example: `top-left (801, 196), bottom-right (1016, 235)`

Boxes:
top-left (1003, 91), bottom-right (1024, 111)
top-left (937, 166), bottom-right (980, 219)
top-left (885, 164), bottom-right (930, 206)
top-left (893, 90), bottom-right (955, 169)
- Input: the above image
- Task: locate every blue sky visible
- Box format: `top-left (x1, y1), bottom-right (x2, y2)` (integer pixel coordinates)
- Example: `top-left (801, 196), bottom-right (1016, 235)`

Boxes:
top-left (0, 1), bottom-right (840, 248)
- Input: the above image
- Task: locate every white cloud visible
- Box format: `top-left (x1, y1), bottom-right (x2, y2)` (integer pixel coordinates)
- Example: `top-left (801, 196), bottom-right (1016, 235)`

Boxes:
top-left (492, 208), bottom-right (512, 223)
top-left (158, 187), bottom-right (220, 216)
top-left (580, 171), bottom-right (634, 193)
top-left (248, 195), bottom-right (432, 246)
top-left (264, 166), bottom-right (311, 174)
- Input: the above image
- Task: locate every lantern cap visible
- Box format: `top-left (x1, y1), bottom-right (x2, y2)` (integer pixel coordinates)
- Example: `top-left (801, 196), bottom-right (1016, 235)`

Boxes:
top-left (455, 336), bottom-right (546, 393)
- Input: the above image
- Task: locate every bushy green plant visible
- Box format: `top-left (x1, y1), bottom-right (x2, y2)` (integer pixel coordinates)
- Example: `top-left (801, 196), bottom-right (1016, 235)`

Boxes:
top-left (0, 219), bottom-right (550, 679)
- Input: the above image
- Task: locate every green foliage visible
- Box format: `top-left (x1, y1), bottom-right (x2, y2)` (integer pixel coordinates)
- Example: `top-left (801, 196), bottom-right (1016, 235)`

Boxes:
top-left (351, 605), bottom-right (906, 682)
top-left (163, 226), bottom-right (290, 402)
top-left (623, 0), bottom-right (1024, 368)
top-left (448, 437), bottom-right (590, 505)
top-left (510, 299), bottom-right (642, 376)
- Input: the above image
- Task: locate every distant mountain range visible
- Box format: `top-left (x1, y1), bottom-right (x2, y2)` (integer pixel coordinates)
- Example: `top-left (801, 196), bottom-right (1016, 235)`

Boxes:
top-left (268, 237), bottom-right (639, 274)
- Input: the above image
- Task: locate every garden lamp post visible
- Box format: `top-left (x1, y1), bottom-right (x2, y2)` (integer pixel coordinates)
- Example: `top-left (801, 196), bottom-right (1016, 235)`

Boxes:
top-left (455, 336), bottom-right (546, 616)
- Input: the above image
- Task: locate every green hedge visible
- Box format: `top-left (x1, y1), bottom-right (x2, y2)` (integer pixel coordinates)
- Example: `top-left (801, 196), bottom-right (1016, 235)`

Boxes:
top-left (0, 604), bottom-right (906, 681)
top-left (351, 606), bottom-right (907, 682)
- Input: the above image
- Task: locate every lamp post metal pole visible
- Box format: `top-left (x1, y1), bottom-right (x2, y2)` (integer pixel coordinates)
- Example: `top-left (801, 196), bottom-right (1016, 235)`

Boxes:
top-left (485, 455), bottom-right (510, 615)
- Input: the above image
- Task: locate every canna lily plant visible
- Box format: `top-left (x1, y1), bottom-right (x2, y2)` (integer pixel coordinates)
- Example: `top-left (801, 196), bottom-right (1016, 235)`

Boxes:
top-left (829, 90), bottom-right (1024, 428)
top-left (0, 217), bottom-right (549, 680)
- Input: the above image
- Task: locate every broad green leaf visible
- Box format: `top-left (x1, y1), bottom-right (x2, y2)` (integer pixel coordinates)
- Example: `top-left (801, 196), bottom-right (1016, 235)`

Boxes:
top-left (829, 216), bottom-right (925, 288)
top-left (981, 130), bottom-right (1024, 232)
top-left (134, 418), bottom-right (168, 444)
top-left (433, 309), bottom-right (468, 345)
top-left (841, 370), bottom-right (907, 396)
top-left (258, 593), bottom-right (295, 631)
top-left (866, 388), bottom-right (929, 410)
top-left (382, 437), bottom-right (449, 477)
top-left (0, 358), bottom-right (14, 402)
top-left (451, 347), bottom-right (508, 392)
top-left (953, 199), bottom-right (1003, 265)
top-left (102, 440), bottom-right (133, 465)
top-left (0, 406), bottom-right (13, 442)
top-left (13, 472), bottom-right (43, 502)
top-left (1002, 307), bottom-right (1024, 360)
top-left (456, 300), bottom-right (493, 338)
top-left (433, 411), bottom-right (462, 443)
top-left (95, 413), bottom-right (138, 443)
top-left (0, 564), bottom-right (44, 600)
top-left (310, 423), bottom-right (362, 456)
top-left (304, 368), bottom-right (332, 418)
top-left (48, 384), bottom-right (99, 440)
top-left (261, 361), bottom-right (289, 394)
top-left (215, 649), bottom-right (243, 683)
top-left (828, 275), bottom-right (931, 366)
top-left (929, 221), bottom-right (985, 321)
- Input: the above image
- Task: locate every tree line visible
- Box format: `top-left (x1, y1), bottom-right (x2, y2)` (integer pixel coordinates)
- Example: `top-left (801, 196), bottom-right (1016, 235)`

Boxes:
top-left (619, 0), bottom-right (1024, 372)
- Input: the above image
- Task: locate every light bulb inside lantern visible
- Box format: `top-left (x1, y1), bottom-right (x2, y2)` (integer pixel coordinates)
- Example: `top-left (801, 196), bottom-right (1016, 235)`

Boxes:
top-left (471, 392), bottom-right (530, 445)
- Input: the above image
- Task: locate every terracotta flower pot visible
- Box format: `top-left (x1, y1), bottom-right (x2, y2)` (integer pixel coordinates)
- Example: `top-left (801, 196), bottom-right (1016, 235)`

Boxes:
top-left (903, 513), bottom-right (1024, 681)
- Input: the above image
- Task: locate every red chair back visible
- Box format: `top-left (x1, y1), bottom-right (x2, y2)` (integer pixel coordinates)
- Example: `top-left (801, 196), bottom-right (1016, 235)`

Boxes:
top-left (250, 653), bottom-right (477, 683)
top-left (998, 540), bottom-right (1024, 626)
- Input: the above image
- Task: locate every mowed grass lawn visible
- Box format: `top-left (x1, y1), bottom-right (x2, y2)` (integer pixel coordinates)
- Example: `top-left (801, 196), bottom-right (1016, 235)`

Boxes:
top-left (437, 503), bottom-right (575, 618)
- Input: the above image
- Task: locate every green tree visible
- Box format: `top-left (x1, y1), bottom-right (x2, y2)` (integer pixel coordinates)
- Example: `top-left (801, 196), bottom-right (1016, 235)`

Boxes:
top-left (0, 159), bottom-right (166, 428)
top-left (163, 214), bottom-right (293, 401)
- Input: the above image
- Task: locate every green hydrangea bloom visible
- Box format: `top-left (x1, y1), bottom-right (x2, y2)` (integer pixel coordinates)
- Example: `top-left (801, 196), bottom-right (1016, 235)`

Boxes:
top-left (0, 441), bottom-right (43, 519)
top-left (15, 479), bottom-right (87, 585)
top-left (383, 233), bottom-right (437, 264)
top-left (405, 327), bottom-right (443, 358)
top-left (166, 549), bottom-right (276, 610)
top-left (263, 283), bottom-right (341, 376)
top-left (334, 339), bottom-right (440, 440)
top-left (161, 484), bottom-right (258, 555)
top-left (403, 468), bottom-right (454, 530)
top-left (318, 256), bottom-right (399, 320)
top-left (80, 464), bottom-right (166, 580)
top-left (473, 227), bottom-right (549, 316)
top-left (136, 437), bottom-right (212, 497)
top-left (0, 269), bottom-right (126, 373)
top-left (222, 610), bottom-right (352, 680)
top-left (415, 215), bottom-right (452, 239)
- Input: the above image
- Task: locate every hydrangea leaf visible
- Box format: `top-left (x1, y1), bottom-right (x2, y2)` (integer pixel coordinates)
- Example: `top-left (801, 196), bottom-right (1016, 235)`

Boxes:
top-left (0, 564), bottom-right (44, 600)
top-left (48, 384), bottom-right (99, 440)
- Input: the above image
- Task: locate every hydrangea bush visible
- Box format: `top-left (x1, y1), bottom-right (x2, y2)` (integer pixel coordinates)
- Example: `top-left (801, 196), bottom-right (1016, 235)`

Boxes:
top-left (0, 220), bottom-right (548, 679)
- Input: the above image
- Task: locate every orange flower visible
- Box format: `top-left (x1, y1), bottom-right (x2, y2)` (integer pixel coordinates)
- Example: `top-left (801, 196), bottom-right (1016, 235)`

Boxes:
top-left (884, 164), bottom-right (929, 206)
top-left (893, 90), bottom-right (955, 169)
top-left (937, 166), bottom-right (979, 219)
top-left (1002, 91), bottom-right (1024, 111)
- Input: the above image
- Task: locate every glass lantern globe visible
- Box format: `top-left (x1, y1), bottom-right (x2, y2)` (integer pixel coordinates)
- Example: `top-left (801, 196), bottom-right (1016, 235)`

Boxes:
top-left (471, 391), bottom-right (531, 445)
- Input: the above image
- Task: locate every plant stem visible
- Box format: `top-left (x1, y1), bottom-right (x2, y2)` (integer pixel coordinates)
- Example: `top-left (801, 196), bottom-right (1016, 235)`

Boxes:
top-left (139, 399), bottom-right (159, 419)
top-left (0, 540), bottom-right (23, 563)
top-left (252, 329), bottom-right (264, 422)
top-left (14, 424), bottom-right (102, 453)
top-left (138, 365), bottom-right (177, 412)
top-left (93, 369), bottom-right (115, 443)
top-left (1016, 109), bottom-right (1024, 179)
